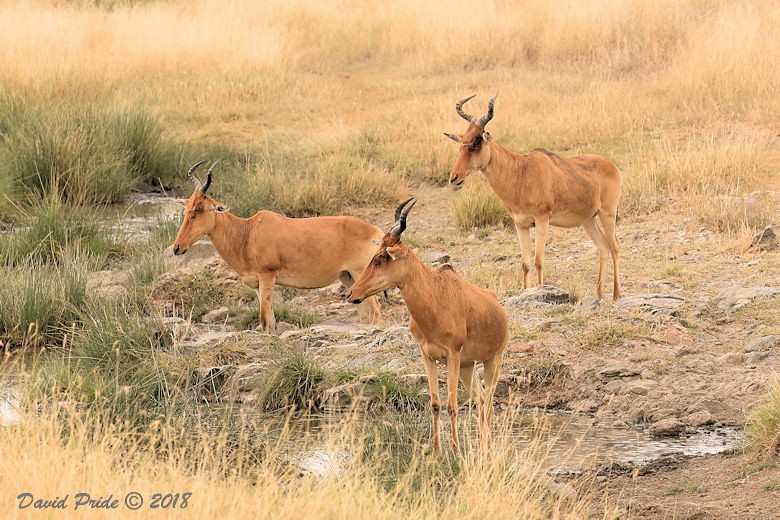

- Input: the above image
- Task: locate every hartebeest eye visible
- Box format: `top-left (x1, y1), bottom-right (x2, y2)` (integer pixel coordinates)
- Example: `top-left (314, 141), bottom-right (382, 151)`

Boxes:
top-left (467, 134), bottom-right (483, 153)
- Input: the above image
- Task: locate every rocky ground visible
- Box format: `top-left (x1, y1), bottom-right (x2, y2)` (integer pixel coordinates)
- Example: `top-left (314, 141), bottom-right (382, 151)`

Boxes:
top-left (91, 186), bottom-right (780, 518)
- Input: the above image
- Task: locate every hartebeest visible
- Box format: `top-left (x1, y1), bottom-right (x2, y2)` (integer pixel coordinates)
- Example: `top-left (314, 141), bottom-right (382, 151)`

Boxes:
top-left (171, 161), bottom-right (384, 332)
top-left (346, 199), bottom-right (508, 453)
top-left (445, 94), bottom-right (622, 300)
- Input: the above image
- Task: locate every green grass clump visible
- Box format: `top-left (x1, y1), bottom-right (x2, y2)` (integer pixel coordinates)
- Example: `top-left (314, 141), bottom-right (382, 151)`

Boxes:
top-left (257, 346), bottom-right (327, 412)
top-left (745, 379), bottom-right (780, 460)
top-left (0, 94), bottom-right (179, 205)
top-left (28, 299), bottom-right (180, 424)
top-left (0, 196), bottom-right (124, 266)
top-left (364, 372), bottom-right (427, 412)
top-left (0, 257), bottom-right (93, 350)
top-left (451, 181), bottom-right (512, 231)
top-left (222, 158), bottom-right (400, 218)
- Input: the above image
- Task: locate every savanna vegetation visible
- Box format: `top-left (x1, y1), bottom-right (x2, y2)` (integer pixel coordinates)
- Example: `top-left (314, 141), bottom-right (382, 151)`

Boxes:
top-left (0, 0), bottom-right (778, 517)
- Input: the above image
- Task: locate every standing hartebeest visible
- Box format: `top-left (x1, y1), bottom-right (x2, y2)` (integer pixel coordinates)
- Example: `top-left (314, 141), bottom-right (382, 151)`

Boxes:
top-left (171, 161), bottom-right (384, 332)
top-left (346, 198), bottom-right (508, 454)
top-left (445, 94), bottom-right (622, 300)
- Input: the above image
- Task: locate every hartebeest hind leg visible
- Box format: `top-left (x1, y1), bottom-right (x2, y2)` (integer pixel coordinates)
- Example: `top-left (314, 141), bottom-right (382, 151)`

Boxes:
top-left (481, 355), bottom-right (503, 444)
top-left (420, 347), bottom-right (442, 455)
top-left (581, 217), bottom-right (611, 300)
top-left (597, 210), bottom-right (621, 300)
top-left (446, 350), bottom-right (462, 451)
top-left (257, 272), bottom-right (277, 333)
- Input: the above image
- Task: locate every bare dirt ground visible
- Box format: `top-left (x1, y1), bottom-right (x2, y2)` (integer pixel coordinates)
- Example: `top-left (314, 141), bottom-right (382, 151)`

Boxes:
top-left (138, 183), bottom-right (780, 518)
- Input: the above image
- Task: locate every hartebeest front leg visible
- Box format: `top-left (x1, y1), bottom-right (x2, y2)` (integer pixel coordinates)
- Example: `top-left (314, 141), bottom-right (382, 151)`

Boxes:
top-left (533, 214), bottom-right (550, 286)
top-left (514, 223), bottom-right (533, 289)
top-left (257, 272), bottom-right (277, 333)
top-left (420, 347), bottom-right (442, 455)
top-left (481, 354), bottom-right (503, 447)
top-left (446, 350), bottom-right (462, 451)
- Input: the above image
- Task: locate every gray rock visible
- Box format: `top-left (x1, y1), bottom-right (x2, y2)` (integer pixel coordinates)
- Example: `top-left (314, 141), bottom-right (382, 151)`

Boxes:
top-left (683, 410), bottom-right (715, 427)
top-left (196, 365), bottom-right (237, 400)
top-left (309, 323), bottom-right (380, 336)
top-left (715, 286), bottom-right (780, 312)
top-left (275, 322), bottom-right (300, 335)
top-left (613, 293), bottom-right (686, 318)
top-left (717, 352), bottom-right (743, 366)
top-left (573, 399), bottom-right (599, 413)
top-left (579, 297), bottom-right (600, 311)
top-left (321, 383), bottom-right (366, 412)
top-left (688, 398), bottom-right (727, 415)
top-left (649, 418), bottom-right (686, 437)
top-left (87, 270), bottom-right (131, 298)
top-left (598, 364), bottom-right (641, 380)
top-left (166, 240), bottom-right (217, 265)
top-left (424, 251), bottom-right (451, 266)
top-left (503, 285), bottom-right (571, 307)
top-left (645, 408), bottom-right (678, 422)
top-left (745, 335), bottom-right (780, 353)
top-left (201, 306), bottom-right (230, 324)
top-left (750, 226), bottom-right (777, 251)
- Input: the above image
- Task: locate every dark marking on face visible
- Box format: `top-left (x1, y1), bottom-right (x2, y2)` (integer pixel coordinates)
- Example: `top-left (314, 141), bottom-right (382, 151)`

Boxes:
top-left (467, 134), bottom-right (483, 153)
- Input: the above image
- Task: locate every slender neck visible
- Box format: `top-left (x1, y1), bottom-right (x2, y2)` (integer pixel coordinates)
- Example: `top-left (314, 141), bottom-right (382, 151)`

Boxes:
top-left (207, 212), bottom-right (250, 269)
top-left (481, 141), bottom-right (527, 196)
top-left (396, 253), bottom-right (443, 324)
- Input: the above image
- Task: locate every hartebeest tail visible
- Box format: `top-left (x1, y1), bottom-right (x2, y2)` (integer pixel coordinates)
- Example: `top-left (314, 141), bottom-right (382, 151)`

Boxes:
top-left (171, 161), bottom-right (384, 332)
top-left (347, 198), bottom-right (508, 454)
top-left (445, 94), bottom-right (622, 300)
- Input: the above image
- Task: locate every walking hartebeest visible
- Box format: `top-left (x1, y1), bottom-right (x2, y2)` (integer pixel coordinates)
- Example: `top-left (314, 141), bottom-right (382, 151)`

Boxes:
top-left (445, 94), bottom-right (622, 300)
top-left (346, 198), bottom-right (508, 454)
top-left (171, 161), bottom-right (383, 332)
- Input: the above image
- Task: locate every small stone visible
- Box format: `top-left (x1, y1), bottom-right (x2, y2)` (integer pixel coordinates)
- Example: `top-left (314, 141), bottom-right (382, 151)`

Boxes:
top-left (503, 285), bottom-right (571, 307)
top-left (718, 353), bottom-right (743, 366)
top-left (201, 306), bottom-right (230, 324)
top-left (579, 296), bottom-right (600, 310)
top-left (715, 286), bottom-right (780, 312)
top-left (750, 226), bottom-right (777, 251)
top-left (424, 251), bottom-right (451, 266)
top-left (649, 418), bottom-right (686, 437)
top-left (683, 410), bottom-right (715, 427)
top-left (321, 383), bottom-right (366, 412)
top-left (745, 335), bottom-right (780, 353)
top-left (275, 322), bottom-right (300, 335)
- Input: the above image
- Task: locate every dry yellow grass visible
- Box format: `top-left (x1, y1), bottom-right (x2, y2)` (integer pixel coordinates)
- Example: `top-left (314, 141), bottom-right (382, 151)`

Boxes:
top-left (0, 404), bottom-right (609, 519)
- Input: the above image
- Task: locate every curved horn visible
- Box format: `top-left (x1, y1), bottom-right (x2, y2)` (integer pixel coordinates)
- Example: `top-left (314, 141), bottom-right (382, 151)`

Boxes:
top-left (187, 160), bottom-right (207, 189)
top-left (394, 197), bottom-right (415, 222)
top-left (476, 92), bottom-right (498, 128)
top-left (455, 94), bottom-right (477, 123)
top-left (202, 160), bottom-right (219, 193)
top-left (391, 198), bottom-right (417, 238)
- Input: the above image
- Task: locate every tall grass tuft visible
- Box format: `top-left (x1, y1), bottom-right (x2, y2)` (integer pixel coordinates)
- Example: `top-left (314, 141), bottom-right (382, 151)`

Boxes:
top-left (257, 346), bottom-right (327, 412)
top-left (0, 94), bottom-right (179, 205)
top-left (746, 378), bottom-right (780, 460)
top-left (0, 195), bottom-right (124, 266)
top-left (451, 180), bottom-right (512, 231)
top-left (0, 255), bottom-right (92, 350)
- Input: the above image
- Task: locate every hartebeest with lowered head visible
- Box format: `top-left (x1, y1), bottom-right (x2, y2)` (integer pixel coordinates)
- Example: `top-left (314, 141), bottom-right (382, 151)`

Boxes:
top-left (171, 161), bottom-right (384, 332)
top-left (347, 198), bottom-right (508, 454)
top-left (445, 94), bottom-right (622, 300)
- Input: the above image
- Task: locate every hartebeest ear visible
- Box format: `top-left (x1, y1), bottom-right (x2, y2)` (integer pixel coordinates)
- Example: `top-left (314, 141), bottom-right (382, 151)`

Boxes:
top-left (443, 132), bottom-right (462, 143)
top-left (211, 204), bottom-right (230, 212)
top-left (482, 132), bottom-right (492, 143)
top-left (386, 245), bottom-right (408, 261)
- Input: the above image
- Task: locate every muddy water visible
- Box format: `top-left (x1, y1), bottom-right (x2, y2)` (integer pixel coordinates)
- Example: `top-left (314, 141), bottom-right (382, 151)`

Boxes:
top-left (281, 410), bottom-right (741, 476)
top-left (0, 385), bottom-right (21, 427)
top-left (111, 193), bottom-right (181, 239)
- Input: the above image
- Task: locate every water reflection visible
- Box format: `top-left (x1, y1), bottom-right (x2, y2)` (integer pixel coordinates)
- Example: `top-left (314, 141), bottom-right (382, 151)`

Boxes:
top-left (267, 409), bottom-right (741, 473)
top-left (0, 385), bottom-right (22, 427)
